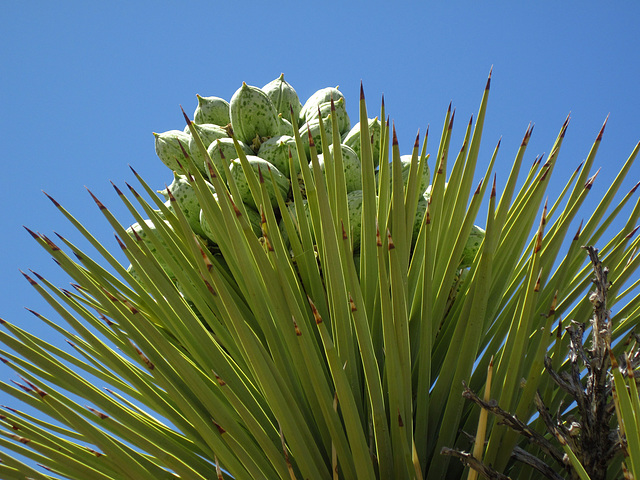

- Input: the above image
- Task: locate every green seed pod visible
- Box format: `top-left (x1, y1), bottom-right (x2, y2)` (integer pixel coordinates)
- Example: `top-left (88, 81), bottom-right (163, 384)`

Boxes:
top-left (279, 199), bottom-right (312, 249)
top-left (126, 263), bottom-right (142, 284)
top-left (306, 97), bottom-right (350, 135)
top-left (193, 95), bottom-right (231, 126)
top-left (187, 123), bottom-right (229, 173)
top-left (278, 114), bottom-right (294, 136)
top-left (228, 156), bottom-right (290, 210)
top-left (423, 182), bottom-right (447, 200)
top-left (230, 82), bottom-right (280, 146)
top-left (460, 225), bottom-right (485, 267)
top-left (412, 196), bottom-right (428, 245)
top-left (153, 130), bottom-right (191, 173)
top-left (257, 135), bottom-right (300, 178)
top-left (298, 117), bottom-right (334, 156)
top-left (316, 144), bottom-right (361, 193)
top-left (381, 154), bottom-right (431, 194)
top-left (347, 190), bottom-right (364, 251)
top-left (206, 138), bottom-right (253, 182)
top-left (199, 194), bottom-right (262, 245)
top-left (158, 173), bottom-right (216, 237)
top-left (125, 219), bottom-right (176, 278)
top-left (262, 73), bottom-right (303, 122)
top-left (343, 117), bottom-right (382, 168)
top-left (299, 86), bottom-right (345, 125)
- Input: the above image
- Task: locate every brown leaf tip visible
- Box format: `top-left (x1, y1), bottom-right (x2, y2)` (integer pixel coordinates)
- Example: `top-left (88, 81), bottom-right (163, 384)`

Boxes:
top-left (88, 407), bottom-right (109, 420)
top-left (42, 191), bottom-right (60, 207)
top-left (387, 230), bottom-right (395, 250)
top-left (110, 181), bottom-right (124, 196)
top-left (534, 268), bottom-right (542, 292)
top-left (23, 226), bottom-right (40, 240)
top-left (392, 123), bottom-right (398, 146)
top-left (41, 234), bottom-right (61, 252)
top-left (180, 105), bottom-right (192, 126)
top-left (584, 168), bottom-right (600, 190)
top-left (625, 225), bottom-right (639, 239)
top-left (561, 114), bottom-right (571, 138)
top-left (20, 270), bottom-right (37, 285)
top-left (360, 81), bottom-right (365, 100)
top-left (597, 114), bottom-right (609, 142)
top-left (86, 188), bottom-right (106, 210)
top-left (292, 317), bottom-right (302, 336)
top-left (307, 296), bottom-right (323, 325)
top-left (522, 123), bottom-right (534, 147)
top-left (213, 371), bottom-right (226, 386)
top-left (212, 419), bottom-right (226, 435)
top-left (348, 294), bottom-right (357, 312)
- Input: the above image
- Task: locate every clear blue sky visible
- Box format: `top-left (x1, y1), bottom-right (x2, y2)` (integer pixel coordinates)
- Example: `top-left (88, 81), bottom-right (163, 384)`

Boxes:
top-left (1, 0), bottom-right (639, 443)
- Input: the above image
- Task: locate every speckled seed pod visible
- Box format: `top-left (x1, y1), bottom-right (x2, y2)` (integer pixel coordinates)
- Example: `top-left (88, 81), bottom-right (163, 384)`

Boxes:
top-left (279, 199), bottom-right (312, 249)
top-left (262, 73), bottom-right (303, 122)
top-left (413, 195), bottom-right (428, 245)
top-left (342, 117), bottom-right (382, 168)
top-left (257, 135), bottom-right (300, 178)
top-left (230, 82), bottom-right (280, 146)
top-left (460, 225), bottom-right (485, 267)
top-left (187, 123), bottom-right (229, 173)
top-left (228, 156), bottom-right (290, 210)
top-left (199, 194), bottom-right (262, 245)
top-left (193, 95), bottom-right (231, 126)
top-left (158, 173), bottom-right (216, 237)
top-left (382, 154), bottom-right (431, 194)
top-left (306, 97), bottom-right (350, 135)
top-left (347, 190), bottom-right (364, 251)
top-left (153, 130), bottom-right (191, 173)
top-left (316, 144), bottom-right (361, 193)
top-left (206, 138), bottom-right (253, 182)
top-left (125, 219), bottom-right (176, 278)
top-left (298, 117), bottom-right (334, 156)
top-left (299, 86), bottom-right (345, 125)
top-left (278, 114), bottom-right (294, 136)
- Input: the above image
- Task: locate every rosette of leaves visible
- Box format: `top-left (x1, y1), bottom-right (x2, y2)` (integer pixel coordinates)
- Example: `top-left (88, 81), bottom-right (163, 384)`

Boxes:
top-left (0, 71), bottom-right (639, 480)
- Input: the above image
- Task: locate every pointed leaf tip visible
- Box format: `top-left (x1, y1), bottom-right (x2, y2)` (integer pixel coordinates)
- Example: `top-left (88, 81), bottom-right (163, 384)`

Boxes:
top-left (585, 168), bottom-right (600, 189)
top-left (180, 105), bottom-right (192, 126)
top-left (597, 114), bottom-right (609, 141)
top-left (574, 219), bottom-right (584, 241)
top-left (392, 123), bottom-right (398, 146)
top-left (387, 230), bottom-right (395, 250)
top-left (86, 188), bottom-right (106, 210)
top-left (360, 81), bottom-right (364, 100)
top-left (110, 181), bottom-right (123, 196)
top-left (23, 226), bottom-right (39, 239)
top-left (42, 191), bottom-right (60, 207)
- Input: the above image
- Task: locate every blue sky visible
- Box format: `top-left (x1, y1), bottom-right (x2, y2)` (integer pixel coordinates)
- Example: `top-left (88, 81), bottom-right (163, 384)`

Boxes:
top-left (1, 0), bottom-right (639, 454)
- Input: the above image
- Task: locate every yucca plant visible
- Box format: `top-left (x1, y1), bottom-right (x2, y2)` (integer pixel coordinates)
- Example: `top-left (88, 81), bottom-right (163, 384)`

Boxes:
top-left (0, 71), bottom-right (639, 479)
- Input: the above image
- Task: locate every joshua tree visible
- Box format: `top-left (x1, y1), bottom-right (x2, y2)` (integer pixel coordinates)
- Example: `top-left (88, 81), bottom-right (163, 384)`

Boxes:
top-left (0, 72), bottom-right (638, 479)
